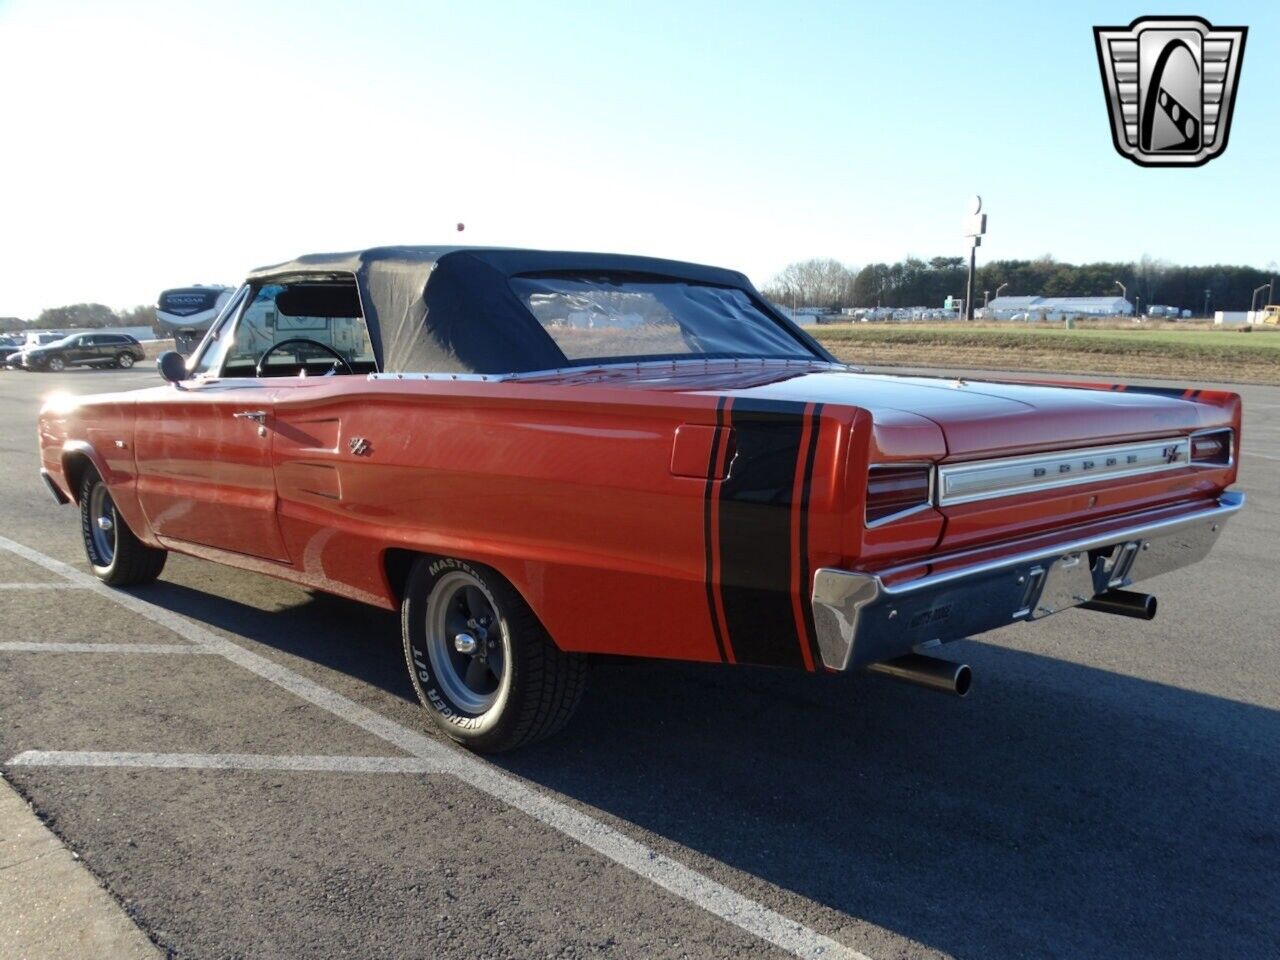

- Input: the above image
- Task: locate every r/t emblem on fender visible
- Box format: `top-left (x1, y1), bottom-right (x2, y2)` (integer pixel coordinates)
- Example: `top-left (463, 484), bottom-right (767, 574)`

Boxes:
top-left (348, 436), bottom-right (372, 456)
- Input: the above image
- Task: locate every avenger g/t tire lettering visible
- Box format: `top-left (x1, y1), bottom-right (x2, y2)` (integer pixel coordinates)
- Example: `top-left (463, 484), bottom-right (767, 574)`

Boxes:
top-left (79, 465), bottom-right (167, 586)
top-left (401, 556), bottom-right (587, 752)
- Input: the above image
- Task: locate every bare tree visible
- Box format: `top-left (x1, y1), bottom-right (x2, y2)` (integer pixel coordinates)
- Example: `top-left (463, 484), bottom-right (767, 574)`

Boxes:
top-left (1132, 254), bottom-right (1172, 309)
top-left (763, 259), bottom-right (858, 310)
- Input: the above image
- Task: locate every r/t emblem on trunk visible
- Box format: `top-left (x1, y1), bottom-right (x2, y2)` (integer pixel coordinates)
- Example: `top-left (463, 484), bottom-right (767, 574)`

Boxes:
top-left (348, 436), bottom-right (372, 456)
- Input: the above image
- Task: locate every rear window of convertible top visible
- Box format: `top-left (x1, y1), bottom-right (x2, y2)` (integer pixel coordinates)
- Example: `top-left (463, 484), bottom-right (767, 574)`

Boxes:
top-left (510, 274), bottom-right (816, 364)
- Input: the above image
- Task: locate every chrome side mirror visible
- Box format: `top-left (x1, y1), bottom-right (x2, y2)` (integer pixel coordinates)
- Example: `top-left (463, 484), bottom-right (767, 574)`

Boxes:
top-left (156, 350), bottom-right (188, 383)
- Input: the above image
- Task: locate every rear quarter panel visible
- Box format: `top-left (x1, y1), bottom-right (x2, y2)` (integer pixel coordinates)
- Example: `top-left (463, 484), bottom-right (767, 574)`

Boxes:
top-left (269, 379), bottom-right (855, 667)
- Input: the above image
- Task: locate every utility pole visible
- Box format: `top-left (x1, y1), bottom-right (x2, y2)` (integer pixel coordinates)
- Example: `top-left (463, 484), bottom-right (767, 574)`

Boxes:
top-left (963, 195), bottom-right (986, 321)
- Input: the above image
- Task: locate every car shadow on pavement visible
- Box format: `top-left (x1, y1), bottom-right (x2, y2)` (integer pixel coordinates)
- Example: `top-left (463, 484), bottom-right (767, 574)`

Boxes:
top-left (132, 580), bottom-right (1279, 960)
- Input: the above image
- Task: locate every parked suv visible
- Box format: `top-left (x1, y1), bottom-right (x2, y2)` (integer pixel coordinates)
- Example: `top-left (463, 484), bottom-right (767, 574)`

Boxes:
top-left (0, 335), bottom-right (24, 365)
top-left (21, 333), bottom-right (146, 372)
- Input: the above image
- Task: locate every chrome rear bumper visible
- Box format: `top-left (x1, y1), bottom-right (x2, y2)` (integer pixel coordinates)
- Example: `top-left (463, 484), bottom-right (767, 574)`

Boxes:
top-left (811, 491), bottom-right (1244, 672)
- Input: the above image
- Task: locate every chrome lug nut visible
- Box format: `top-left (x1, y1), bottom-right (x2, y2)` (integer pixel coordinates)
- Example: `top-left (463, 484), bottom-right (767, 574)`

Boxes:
top-left (453, 633), bottom-right (478, 655)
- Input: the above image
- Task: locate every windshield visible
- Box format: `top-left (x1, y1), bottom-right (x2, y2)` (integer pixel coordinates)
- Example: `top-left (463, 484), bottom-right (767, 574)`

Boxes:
top-left (511, 275), bottom-right (816, 365)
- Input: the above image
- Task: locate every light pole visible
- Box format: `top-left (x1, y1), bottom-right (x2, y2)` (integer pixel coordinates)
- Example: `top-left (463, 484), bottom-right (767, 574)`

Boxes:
top-left (995, 282), bottom-right (1009, 299)
top-left (1115, 280), bottom-right (1134, 318)
top-left (963, 195), bottom-right (986, 321)
top-left (1252, 283), bottom-right (1272, 313)
top-left (1204, 289), bottom-right (1211, 317)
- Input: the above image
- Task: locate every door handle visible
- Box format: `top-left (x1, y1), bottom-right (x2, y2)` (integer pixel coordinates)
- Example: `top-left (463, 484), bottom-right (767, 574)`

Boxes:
top-left (233, 410), bottom-right (268, 424)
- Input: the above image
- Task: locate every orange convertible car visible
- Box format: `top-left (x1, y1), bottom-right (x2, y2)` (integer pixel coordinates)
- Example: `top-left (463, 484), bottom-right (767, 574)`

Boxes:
top-left (38, 247), bottom-right (1244, 750)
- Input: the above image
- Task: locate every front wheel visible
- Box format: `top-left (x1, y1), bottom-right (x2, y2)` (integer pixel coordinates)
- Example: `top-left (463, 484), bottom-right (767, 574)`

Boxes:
top-left (79, 466), bottom-right (167, 586)
top-left (46, 357), bottom-right (65, 372)
top-left (402, 557), bottom-right (587, 752)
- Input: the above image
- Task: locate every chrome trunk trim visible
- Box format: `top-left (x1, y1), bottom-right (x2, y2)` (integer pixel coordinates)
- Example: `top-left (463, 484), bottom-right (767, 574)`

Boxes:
top-left (935, 435), bottom-right (1224, 506)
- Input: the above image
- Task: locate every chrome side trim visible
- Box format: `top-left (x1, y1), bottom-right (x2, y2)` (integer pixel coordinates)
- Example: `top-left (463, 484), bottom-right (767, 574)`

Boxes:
top-left (366, 358), bottom-right (851, 384)
top-left (367, 372), bottom-right (509, 382)
top-left (812, 491), bottom-right (1244, 672)
top-left (936, 435), bottom-right (1205, 506)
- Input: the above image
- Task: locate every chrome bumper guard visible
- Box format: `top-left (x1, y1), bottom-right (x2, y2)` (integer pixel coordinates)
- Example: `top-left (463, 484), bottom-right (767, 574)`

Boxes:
top-left (811, 491), bottom-right (1244, 672)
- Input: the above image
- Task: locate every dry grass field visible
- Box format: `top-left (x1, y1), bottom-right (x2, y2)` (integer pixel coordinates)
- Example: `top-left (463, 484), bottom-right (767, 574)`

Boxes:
top-left (811, 321), bottom-right (1280, 385)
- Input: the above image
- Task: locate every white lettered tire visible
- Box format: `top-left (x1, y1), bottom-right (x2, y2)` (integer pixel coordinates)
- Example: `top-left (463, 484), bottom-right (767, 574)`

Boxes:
top-left (401, 556), bottom-right (587, 752)
top-left (79, 466), bottom-right (167, 586)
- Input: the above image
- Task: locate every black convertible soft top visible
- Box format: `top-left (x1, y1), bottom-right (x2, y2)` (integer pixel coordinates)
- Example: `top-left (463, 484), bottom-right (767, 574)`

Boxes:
top-left (246, 246), bottom-right (831, 374)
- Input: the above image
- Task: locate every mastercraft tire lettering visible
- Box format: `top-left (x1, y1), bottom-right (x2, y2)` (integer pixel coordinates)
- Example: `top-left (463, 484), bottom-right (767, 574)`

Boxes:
top-left (400, 556), bottom-right (587, 752)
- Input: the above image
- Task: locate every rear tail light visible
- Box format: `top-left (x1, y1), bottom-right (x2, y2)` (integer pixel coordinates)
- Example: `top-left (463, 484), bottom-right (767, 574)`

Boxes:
top-left (1191, 430), bottom-right (1232, 465)
top-left (866, 464), bottom-right (933, 526)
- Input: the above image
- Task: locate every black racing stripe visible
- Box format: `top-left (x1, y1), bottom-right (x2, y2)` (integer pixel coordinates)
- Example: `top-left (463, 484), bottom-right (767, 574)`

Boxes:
top-left (796, 404), bottom-right (824, 669)
top-left (703, 397), bottom-right (729, 661)
top-left (1109, 382), bottom-right (1207, 400)
top-left (716, 400), bottom-right (807, 668)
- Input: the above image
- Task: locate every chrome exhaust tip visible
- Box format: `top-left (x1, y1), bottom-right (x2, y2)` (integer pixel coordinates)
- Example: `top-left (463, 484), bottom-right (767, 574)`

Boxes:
top-left (1080, 589), bottom-right (1157, 621)
top-left (866, 653), bottom-right (972, 697)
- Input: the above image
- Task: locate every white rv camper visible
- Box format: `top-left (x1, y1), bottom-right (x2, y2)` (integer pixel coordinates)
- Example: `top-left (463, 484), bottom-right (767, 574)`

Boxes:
top-left (156, 285), bottom-right (234, 354)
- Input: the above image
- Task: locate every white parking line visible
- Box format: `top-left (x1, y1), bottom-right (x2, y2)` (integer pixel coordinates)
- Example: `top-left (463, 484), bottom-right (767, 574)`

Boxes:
top-left (8, 751), bottom-right (442, 774)
top-left (0, 534), bottom-right (868, 960)
top-left (0, 582), bottom-right (85, 590)
top-left (0, 642), bottom-right (211, 654)
top-left (1243, 451), bottom-right (1280, 462)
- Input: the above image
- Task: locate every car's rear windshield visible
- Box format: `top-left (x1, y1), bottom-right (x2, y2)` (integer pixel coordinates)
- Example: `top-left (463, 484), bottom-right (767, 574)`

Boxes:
top-left (510, 274), bottom-right (816, 365)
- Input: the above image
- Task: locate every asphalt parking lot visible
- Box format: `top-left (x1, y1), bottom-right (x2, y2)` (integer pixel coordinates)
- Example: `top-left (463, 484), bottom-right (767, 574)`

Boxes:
top-left (1, 364), bottom-right (1277, 960)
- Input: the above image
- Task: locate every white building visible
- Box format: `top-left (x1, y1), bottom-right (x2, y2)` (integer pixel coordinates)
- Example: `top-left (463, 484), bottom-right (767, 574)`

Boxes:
top-left (986, 295), bottom-right (1133, 320)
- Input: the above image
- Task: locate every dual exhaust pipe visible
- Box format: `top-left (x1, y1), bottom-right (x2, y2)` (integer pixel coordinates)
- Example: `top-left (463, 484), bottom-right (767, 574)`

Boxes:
top-left (865, 589), bottom-right (1157, 697)
top-left (867, 653), bottom-right (973, 697)
top-left (1081, 588), bottom-right (1158, 620)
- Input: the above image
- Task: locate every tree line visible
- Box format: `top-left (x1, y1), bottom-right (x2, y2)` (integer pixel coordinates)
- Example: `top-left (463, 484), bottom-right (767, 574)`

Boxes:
top-left (0, 303), bottom-right (158, 335)
top-left (762, 256), bottom-right (1279, 313)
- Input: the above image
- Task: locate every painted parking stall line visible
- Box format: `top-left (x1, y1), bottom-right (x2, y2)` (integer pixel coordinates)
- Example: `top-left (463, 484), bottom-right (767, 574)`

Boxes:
top-left (0, 582), bottom-right (86, 590)
top-left (9, 751), bottom-right (443, 774)
top-left (0, 641), bottom-right (212, 654)
top-left (0, 534), bottom-right (868, 960)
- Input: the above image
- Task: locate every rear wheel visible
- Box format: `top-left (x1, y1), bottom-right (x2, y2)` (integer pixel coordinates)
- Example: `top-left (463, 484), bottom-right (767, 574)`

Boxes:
top-left (402, 556), bottom-right (587, 752)
top-left (79, 467), bottom-right (167, 586)
top-left (116, 352), bottom-right (135, 368)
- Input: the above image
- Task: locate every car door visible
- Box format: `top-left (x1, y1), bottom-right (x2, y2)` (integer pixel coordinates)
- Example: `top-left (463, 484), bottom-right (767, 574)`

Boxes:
top-left (94, 335), bottom-right (119, 364)
top-left (133, 288), bottom-right (291, 562)
top-left (63, 335), bottom-right (93, 366)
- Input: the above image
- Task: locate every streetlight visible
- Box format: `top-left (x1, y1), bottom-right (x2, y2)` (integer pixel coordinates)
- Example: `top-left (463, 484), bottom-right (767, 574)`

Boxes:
top-left (1252, 283), bottom-right (1272, 313)
top-left (1204, 289), bottom-right (1212, 317)
top-left (995, 282), bottom-right (1009, 299)
top-left (1114, 280), bottom-right (1132, 318)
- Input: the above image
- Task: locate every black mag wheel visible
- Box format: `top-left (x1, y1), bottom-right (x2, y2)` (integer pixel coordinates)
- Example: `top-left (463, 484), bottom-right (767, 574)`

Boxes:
top-left (79, 466), bottom-right (167, 586)
top-left (401, 556), bottom-right (587, 753)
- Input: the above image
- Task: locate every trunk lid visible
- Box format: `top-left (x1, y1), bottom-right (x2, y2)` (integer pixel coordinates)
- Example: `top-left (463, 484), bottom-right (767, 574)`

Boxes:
top-left (717, 369), bottom-right (1226, 456)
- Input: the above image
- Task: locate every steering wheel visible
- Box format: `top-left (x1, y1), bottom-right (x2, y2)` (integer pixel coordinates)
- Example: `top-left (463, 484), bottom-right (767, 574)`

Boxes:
top-left (255, 338), bottom-right (354, 378)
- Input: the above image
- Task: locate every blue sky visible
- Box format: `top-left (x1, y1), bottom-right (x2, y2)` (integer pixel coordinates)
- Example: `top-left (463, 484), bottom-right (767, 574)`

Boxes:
top-left (0, 0), bottom-right (1275, 316)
